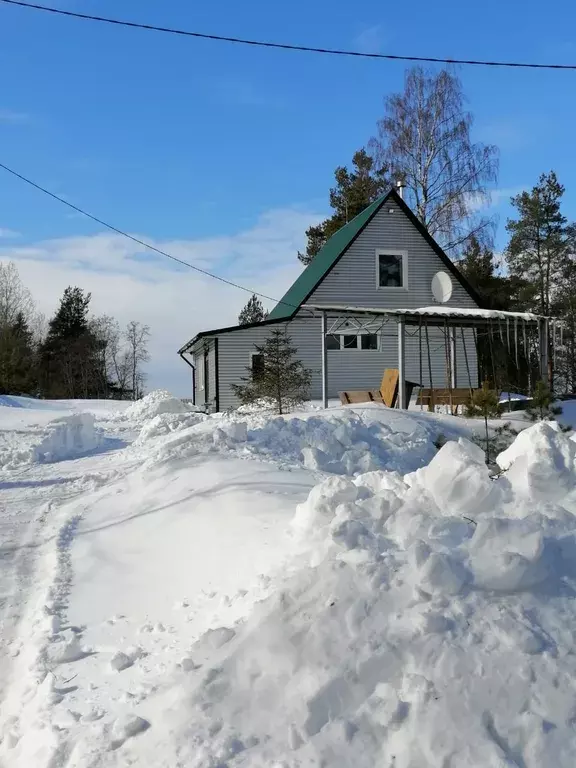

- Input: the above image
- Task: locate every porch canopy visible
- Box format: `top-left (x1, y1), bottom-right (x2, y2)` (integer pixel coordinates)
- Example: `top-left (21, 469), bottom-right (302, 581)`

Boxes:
top-left (301, 304), bottom-right (552, 409)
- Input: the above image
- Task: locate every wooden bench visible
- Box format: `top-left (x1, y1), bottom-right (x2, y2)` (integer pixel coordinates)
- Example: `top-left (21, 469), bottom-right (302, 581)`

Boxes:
top-left (416, 387), bottom-right (476, 414)
top-left (339, 369), bottom-right (420, 409)
top-left (339, 389), bottom-right (386, 405)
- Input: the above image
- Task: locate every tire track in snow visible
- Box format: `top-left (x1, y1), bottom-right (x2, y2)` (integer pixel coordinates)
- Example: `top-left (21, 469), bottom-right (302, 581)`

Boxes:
top-left (0, 455), bottom-right (138, 759)
top-left (0, 497), bottom-right (53, 698)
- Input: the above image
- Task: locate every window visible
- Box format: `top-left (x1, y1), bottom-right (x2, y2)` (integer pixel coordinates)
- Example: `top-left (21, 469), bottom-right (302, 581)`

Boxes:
top-left (250, 353), bottom-right (265, 381)
top-left (326, 333), bottom-right (379, 351)
top-left (361, 334), bottom-right (378, 350)
top-left (342, 334), bottom-right (358, 349)
top-left (326, 335), bottom-right (340, 350)
top-left (377, 251), bottom-right (407, 288)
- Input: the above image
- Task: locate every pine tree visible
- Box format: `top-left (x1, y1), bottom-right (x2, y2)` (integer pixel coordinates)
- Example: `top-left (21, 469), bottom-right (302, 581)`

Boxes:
top-left (298, 149), bottom-right (388, 265)
top-left (40, 287), bottom-right (103, 398)
top-left (0, 312), bottom-right (36, 394)
top-left (555, 236), bottom-right (576, 394)
top-left (459, 236), bottom-right (511, 311)
top-left (506, 172), bottom-right (570, 391)
top-left (506, 172), bottom-right (569, 318)
top-left (525, 380), bottom-right (562, 422)
top-left (231, 330), bottom-right (312, 414)
top-left (238, 294), bottom-right (268, 326)
top-left (465, 381), bottom-right (500, 464)
top-left (46, 286), bottom-right (91, 340)
top-left (459, 236), bottom-right (533, 394)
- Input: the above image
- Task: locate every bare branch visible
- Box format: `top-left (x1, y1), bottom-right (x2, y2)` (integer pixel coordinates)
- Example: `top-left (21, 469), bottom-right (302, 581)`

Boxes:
top-left (370, 67), bottom-right (499, 254)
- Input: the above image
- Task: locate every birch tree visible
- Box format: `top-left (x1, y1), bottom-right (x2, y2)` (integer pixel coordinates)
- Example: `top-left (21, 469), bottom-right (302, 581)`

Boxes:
top-left (369, 67), bottom-right (499, 253)
top-left (0, 263), bottom-right (37, 394)
top-left (0, 261), bottom-right (35, 329)
top-left (125, 321), bottom-right (150, 400)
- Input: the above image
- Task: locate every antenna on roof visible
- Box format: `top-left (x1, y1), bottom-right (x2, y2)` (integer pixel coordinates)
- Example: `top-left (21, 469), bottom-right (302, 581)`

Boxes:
top-left (395, 179), bottom-right (405, 200)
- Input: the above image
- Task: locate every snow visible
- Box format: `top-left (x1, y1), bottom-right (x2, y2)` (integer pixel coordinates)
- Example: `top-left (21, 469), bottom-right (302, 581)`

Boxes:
top-left (122, 389), bottom-right (199, 422)
top-left (1, 391), bottom-right (576, 767)
top-left (305, 303), bottom-right (543, 321)
top-left (499, 391), bottom-right (530, 403)
top-left (411, 305), bottom-right (541, 320)
top-left (0, 412), bottom-right (109, 469)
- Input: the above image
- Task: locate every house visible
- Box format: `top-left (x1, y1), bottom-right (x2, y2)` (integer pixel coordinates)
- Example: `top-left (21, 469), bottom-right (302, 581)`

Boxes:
top-left (178, 188), bottom-right (483, 411)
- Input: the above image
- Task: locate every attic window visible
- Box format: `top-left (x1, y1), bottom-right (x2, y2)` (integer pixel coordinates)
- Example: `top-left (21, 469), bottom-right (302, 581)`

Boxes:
top-left (377, 250), bottom-right (407, 289)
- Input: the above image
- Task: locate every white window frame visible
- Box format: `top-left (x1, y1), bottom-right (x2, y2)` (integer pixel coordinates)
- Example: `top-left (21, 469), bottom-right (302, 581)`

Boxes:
top-left (327, 331), bottom-right (381, 352)
top-left (197, 354), bottom-right (204, 390)
top-left (376, 249), bottom-right (408, 290)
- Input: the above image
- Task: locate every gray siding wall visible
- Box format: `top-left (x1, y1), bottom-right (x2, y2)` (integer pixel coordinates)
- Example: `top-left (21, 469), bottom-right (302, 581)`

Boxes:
top-left (214, 315), bottom-right (477, 410)
top-left (193, 339), bottom-right (217, 410)
top-left (308, 198), bottom-right (478, 310)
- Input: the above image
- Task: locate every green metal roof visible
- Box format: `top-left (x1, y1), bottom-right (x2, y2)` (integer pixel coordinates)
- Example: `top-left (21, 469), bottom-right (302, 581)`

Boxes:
top-left (268, 193), bottom-right (389, 320)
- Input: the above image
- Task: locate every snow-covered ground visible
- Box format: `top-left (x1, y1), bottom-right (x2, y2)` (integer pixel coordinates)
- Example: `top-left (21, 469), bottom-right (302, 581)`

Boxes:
top-left (1, 391), bottom-right (576, 767)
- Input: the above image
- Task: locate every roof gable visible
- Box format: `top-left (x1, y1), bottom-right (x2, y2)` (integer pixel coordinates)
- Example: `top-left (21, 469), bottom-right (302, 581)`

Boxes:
top-left (268, 189), bottom-right (482, 320)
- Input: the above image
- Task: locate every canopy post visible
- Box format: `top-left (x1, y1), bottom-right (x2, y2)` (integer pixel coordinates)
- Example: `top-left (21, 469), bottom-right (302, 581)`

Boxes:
top-left (539, 317), bottom-right (549, 386)
top-left (418, 317), bottom-right (423, 410)
top-left (321, 310), bottom-right (328, 409)
top-left (450, 326), bottom-right (457, 389)
top-left (398, 317), bottom-right (406, 409)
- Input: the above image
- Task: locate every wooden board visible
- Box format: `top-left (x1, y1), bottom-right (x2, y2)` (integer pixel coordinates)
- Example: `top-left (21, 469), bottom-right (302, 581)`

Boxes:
top-left (380, 369), bottom-right (399, 408)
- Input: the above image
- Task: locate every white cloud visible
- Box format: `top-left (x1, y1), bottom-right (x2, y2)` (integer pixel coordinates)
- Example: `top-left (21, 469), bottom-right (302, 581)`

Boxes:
top-left (0, 207), bottom-right (321, 396)
top-left (477, 118), bottom-right (542, 151)
top-left (466, 187), bottom-right (524, 214)
top-left (0, 228), bottom-right (20, 238)
top-left (489, 188), bottom-right (524, 207)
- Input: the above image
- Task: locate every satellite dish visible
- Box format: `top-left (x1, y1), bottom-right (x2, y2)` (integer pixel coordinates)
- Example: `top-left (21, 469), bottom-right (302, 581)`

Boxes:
top-left (431, 271), bottom-right (453, 303)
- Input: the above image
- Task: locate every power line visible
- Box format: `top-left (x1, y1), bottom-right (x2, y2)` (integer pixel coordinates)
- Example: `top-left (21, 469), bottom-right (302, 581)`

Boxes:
top-left (2, 0), bottom-right (576, 71)
top-left (0, 161), bottom-right (297, 310)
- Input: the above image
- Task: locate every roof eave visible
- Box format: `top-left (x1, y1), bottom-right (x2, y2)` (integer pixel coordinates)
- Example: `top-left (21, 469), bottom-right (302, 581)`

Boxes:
top-left (178, 316), bottom-right (287, 354)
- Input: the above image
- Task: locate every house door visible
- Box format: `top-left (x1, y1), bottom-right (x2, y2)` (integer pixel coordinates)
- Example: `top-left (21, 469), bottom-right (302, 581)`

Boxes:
top-left (203, 346), bottom-right (210, 404)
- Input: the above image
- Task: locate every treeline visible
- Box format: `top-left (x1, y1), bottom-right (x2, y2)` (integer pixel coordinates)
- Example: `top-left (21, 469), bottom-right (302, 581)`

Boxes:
top-left (0, 262), bottom-right (150, 400)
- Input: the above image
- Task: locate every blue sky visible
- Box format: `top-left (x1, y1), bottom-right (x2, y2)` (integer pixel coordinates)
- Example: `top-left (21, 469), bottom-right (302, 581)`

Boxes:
top-left (1, 0), bottom-right (576, 392)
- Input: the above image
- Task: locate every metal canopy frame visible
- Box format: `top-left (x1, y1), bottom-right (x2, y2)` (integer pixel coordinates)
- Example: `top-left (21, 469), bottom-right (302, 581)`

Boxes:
top-left (302, 304), bottom-right (553, 410)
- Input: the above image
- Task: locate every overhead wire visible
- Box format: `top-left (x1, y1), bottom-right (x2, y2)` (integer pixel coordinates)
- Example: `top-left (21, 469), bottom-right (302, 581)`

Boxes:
top-left (2, 0), bottom-right (576, 71)
top-left (0, 161), bottom-right (300, 312)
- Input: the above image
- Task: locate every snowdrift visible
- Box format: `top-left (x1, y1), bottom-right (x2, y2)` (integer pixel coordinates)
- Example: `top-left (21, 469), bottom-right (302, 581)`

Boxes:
top-left (0, 412), bottom-right (106, 468)
top-left (132, 421), bottom-right (576, 767)
top-left (138, 406), bottom-right (460, 478)
top-left (123, 390), bottom-right (199, 422)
